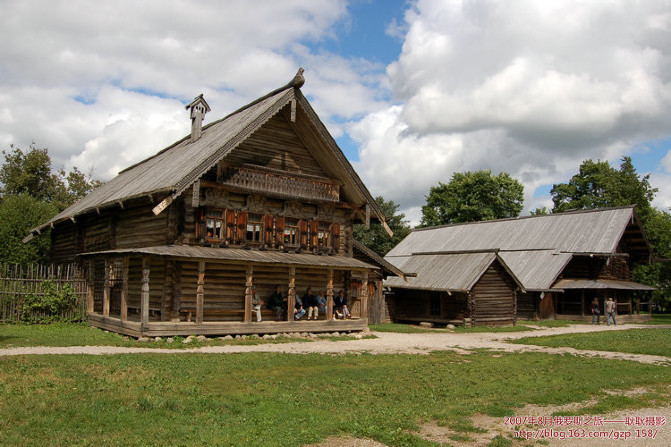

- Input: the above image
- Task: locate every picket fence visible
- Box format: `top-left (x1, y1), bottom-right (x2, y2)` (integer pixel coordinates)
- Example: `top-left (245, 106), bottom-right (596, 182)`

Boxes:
top-left (0, 263), bottom-right (88, 322)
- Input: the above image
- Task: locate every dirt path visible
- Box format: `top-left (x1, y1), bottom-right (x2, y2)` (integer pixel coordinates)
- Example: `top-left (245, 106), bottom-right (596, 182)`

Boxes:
top-left (0, 324), bottom-right (668, 366)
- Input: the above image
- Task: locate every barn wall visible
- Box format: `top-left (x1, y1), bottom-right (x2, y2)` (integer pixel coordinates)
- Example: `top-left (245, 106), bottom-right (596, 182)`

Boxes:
top-left (470, 261), bottom-right (516, 326)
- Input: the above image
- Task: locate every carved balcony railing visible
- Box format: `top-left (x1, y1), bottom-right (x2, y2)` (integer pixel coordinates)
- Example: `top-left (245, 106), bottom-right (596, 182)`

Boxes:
top-left (220, 165), bottom-right (340, 202)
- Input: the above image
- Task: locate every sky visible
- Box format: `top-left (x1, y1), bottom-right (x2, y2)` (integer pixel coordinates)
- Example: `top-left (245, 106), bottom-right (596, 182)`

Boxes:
top-left (2, 0), bottom-right (671, 226)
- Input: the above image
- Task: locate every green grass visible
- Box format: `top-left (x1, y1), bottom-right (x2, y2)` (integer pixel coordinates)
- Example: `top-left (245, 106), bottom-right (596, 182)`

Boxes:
top-left (0, 323), bottom-right (345, 349)
top-left (645, 313), bottom-right (671, 325)
top-left (517, 319), bottom-right (584, 328)
top-left (1, 350), bottom-right (670, 446)
top-left (453, 325), bottom-right (535, 333)
top-left (512, 328), bottom-right (671, 357)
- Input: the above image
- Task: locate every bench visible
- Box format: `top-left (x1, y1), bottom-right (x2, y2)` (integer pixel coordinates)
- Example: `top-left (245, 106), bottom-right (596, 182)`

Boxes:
top-left (179, 306), bottom-right (276, 322)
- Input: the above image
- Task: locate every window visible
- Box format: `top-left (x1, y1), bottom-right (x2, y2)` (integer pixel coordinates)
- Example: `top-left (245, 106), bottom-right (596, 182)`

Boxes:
top-left (205, 209), bottom-right (225, 239)
top-left (284, 218), bottom-right (298, 245)
top-left (246, 213), bottom-right (263, 242)
top-left (318, 222), bottom-right (331, 247)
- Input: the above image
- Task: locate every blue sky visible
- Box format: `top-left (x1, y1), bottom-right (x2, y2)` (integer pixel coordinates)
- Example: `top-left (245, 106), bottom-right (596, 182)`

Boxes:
top-left (1, 0), bottom-right (671, 225)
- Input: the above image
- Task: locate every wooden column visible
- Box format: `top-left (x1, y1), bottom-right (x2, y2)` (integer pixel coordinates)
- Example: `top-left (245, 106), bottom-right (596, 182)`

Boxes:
top-left (287, 266), bottom-right (296, 321)
top-left (102, 258), bottom-right (111, 318)
top-left (360, 271), bottom-right (369, 320)
top-left (161, 260), bottom-right (172, 321)
top-left (86, 263), bottom-right (94, 314)
top-left (326, 269), bottom-right (334, 320)
top-left (141, 256), bottom-right (150, 328)
top-left (196, 261), bottom-right (205, 324)
top-left (580, 290), bottom-right (585, 317)
top-left (120, 257), bottom-right (129, 322)
top-left (244, 265), bottom-right (254, 323)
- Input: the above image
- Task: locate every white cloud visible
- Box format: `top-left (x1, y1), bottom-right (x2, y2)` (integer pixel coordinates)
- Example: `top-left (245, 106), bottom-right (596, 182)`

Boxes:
top-left (352, 0), bottom-right (671, 224)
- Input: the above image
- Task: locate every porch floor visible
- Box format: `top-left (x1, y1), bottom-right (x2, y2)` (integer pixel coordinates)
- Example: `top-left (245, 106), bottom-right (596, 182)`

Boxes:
top-left (88, 313), bottom-right (367, 338)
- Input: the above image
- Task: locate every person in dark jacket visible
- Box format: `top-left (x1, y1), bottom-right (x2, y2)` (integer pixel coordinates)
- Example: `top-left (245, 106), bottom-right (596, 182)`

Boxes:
top-left (591, 298), bottom-right (600, 325)
top-left (294, 292), bottom-right (306, 320)
top-left (304, 287), bottom-right (319, 320)
top-left (333, 290), bottom-right (350, 319)
top-left (268, 285), bottom-right (287, 321)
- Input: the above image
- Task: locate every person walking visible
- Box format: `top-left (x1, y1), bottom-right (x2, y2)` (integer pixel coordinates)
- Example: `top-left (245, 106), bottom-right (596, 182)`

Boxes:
top-left (591, 298), bottom-right (600, 325)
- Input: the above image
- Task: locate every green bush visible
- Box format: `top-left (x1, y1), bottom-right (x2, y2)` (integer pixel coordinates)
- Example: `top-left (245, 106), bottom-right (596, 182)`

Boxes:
top-left (19, 281), bottom-right (80, 323)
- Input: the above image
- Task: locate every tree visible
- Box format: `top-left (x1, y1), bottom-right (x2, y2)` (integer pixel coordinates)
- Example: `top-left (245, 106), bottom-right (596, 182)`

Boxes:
top-left (0, 144), bottom-right (101, 211)
top-left (0, 194), bottom-right (58, 265)
top-left (530, 207), bottom-right (549, 216)
top-left (633, 209), bottom-right (671, 309)
top-left (551, 157), bottom-right (657, 220)
top-left (354, 196), bottom-right (412, 257)
top-left (420, 170), bottom-right (524, 226)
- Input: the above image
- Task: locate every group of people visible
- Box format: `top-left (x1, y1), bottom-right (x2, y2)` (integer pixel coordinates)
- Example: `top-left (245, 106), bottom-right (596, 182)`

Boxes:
top-left (591, 297), bottom-right (617, 325)
top-left (252, 285), bottom-right (351, 322)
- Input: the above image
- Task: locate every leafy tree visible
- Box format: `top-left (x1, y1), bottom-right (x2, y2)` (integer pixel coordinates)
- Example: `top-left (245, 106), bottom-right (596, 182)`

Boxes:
top-left (0, 144), bottom-right (100, 211)
top-left (0, 194), bottom-right (58, 265)
top-left (420, 170), bottom-right (524, 226)
top-left (633, 209), bottom-right (671, 309)
top-left (530, 207), bottom-right (549, 216)
top-left (354, 196), bottom-right (412, 257)
top-left (551, 157), bottom-right (657, 220)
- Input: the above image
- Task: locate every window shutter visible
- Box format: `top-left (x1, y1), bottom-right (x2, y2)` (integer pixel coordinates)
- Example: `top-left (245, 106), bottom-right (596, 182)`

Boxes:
top-left (196, 208), bottom-right (205, 238)
top-left (225, 210), bottom-right (236, 242)
top-left (275, 216), bottom-right (285, 246)
top-left (310, 220), bottom-right (319, 247)
top-left (237, 211), bottom-right (248, 242)
top-left (331, 222), bottom-right (340, 251)
top-left (299, 220), bottom-right (309, 249)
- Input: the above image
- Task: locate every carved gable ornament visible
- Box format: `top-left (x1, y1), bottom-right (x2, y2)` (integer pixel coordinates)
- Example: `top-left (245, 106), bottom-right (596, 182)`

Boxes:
top-left (318, 203), bottom-right (335, 220)
top-left (202, 188), bottom-right (229, 208)
top-left (283, 200), bottom-right (304, 218)
top-left (245, 195), bottom-right (268, 214)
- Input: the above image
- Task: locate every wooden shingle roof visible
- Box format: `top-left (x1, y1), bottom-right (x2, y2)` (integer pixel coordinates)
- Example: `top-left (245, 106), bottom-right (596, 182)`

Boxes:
top-left (28, 76), bottom-right (388, 236)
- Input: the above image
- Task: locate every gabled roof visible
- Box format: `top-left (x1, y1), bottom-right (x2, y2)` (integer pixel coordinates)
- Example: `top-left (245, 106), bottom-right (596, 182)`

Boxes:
top-left (352, 240), bottom-right (409, 279)
top-left (28, 74), bottom-right (388, 236)
top-left (384, 251), bottom-right (524, 293)
top-left (386, 206), bottom-right (651, 262)
top-left (385, 207), bottom-right (655, 293)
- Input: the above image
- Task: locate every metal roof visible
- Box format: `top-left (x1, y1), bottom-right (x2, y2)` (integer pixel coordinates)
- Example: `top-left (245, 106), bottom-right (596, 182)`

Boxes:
top-left (78, 245), bottom-right (376, 270)
top-left (352, 240), bottom-right (409, 279)
top-left (28, 78), bottom-right (388, 235)
top-left (386, 206), bottom-right (641, 257)
top-left (385, 252), bottom-right (502, 292)
top-left (553, 278), bottom-right (656, 291)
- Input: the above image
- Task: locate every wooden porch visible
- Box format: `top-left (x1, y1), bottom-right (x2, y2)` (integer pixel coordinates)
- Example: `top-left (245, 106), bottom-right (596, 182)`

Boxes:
top-left (82, 246), bottom-right (374, 337)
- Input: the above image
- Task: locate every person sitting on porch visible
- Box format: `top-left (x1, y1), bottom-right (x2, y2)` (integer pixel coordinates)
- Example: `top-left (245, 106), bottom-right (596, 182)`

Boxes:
top-left (304, 287), bottom-right (319, 320)
top-left (591, 298), bottom-right (600, 325)
top-left (251, 288), bottom-right (264, 322)
top-left (334, 290), bottom-right (350, 319)
top-left (317, 290), bottom-right (327, 315)
top-left (268, 285), bottom-right (287, 321)
top-left (294, 292), bottom-right (306, 320)
top-left (605, 297), bottom-right (617, 326)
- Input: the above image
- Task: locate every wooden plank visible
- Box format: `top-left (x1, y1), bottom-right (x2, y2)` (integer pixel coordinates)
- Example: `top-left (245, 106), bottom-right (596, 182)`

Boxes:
top-left (196, 261), bottom-right (205, 324)
top-left (102, 258), bottom-right (111, 317)
top-left (361, 271), bottom-right (369, 320)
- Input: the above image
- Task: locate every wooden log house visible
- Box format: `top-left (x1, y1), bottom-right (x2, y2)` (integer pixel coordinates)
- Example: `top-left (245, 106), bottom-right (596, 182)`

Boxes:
top-left (385, 206), bottom-right (655, 326)
top-left (26, 70), bottom-right (403, 337)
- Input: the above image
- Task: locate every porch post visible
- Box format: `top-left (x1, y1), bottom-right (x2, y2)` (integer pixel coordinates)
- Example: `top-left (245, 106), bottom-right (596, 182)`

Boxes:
top-left (287, 266), bottom-right (296, 321)
top-left (196, 261), bottom-right (205, 324)
top-left (580, 290), bottom-right (585, 317)
top-left (86, 261), bottom-right (94, 314)
top-left (361, 271), bottom-right (369, 320)
top-left (120, 256), bottom-right (129, 322)
top-left (326, 269), bottom-right (334, 320)
top-left (103, 258), bottom-right (111, 318)
top-left (141, 256), bottom-right (150, 328)
top-left (244, 265), bottom-right (253, 323)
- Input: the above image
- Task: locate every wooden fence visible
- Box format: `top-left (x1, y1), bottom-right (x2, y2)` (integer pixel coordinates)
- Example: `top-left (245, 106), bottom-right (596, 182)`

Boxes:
top-left (0, 263), bottom-right (88, 322)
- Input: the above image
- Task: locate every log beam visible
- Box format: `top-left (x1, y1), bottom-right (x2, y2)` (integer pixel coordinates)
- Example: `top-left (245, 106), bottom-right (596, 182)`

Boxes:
top-left (287, 266), bottom-right (296, 321)
top-left (103, 259), bottom-right (111, 318)
top-left (121, 257), bottom-right (129, 322)
top-left (326, 269), bottom-right (334, 321)
top-left (141, 256), bottom-right (150, 328)
top-left (244, 265), bottom-right (253, 323)
top-left (360, 271), bottom-right (369, 320)
top-left (196, 261), bottom-right (205, 324)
